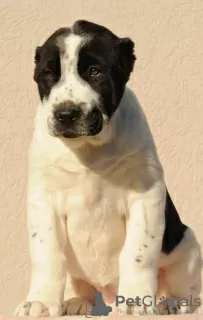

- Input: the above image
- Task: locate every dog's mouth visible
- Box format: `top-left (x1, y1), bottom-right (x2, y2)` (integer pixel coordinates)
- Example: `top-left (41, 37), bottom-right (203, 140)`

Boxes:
top-left (62, 130), bottom-right (86, 139)
top-left (48, 125), bottom-right (85, 139)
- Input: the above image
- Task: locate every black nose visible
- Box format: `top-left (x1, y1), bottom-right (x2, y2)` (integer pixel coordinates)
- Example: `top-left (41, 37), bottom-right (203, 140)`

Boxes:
top-left (54, 105), bottom-right (81, 126)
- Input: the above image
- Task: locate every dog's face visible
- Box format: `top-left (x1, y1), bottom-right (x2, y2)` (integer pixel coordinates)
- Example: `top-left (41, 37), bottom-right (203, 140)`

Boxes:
top-left (34, 20), bottom-right (136, 139)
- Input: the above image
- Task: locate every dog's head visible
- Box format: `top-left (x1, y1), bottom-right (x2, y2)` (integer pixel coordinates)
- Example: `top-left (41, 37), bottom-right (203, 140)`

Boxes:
top-left (34, 20), bottom-right (136, 139)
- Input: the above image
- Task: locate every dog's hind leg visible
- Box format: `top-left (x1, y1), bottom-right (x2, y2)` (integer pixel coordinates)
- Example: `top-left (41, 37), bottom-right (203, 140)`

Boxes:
top-left (165, 228), bottom-right (202, 314)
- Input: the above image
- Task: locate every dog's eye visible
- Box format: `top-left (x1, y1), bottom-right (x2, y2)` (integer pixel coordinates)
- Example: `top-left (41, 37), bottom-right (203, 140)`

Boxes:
top-left (89, 67), bottom-right (100, 77)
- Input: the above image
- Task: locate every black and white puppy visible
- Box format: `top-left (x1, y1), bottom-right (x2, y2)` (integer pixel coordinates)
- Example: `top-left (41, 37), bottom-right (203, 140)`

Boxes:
top-left (14, 20), bottom-right (202, 316)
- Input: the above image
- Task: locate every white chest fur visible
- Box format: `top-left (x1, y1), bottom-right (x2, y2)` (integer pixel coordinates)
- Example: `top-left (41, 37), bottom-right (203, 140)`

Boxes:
top-left (42, 157), bottom-right (127, 286)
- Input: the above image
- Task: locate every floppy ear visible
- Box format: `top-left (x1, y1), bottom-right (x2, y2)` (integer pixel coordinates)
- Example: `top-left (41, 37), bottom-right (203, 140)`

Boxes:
top-left (118, 37), bottom-right (136, 82)
top-left (33, 46), bottom-right (41, 82)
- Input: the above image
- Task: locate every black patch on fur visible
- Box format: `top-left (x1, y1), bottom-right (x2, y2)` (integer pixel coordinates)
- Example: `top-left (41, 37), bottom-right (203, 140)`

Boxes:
top-left (161, 189), bottom-right (187, 254)
top-left (74, 20), bottom-right (136, 118)
top-left (33, 28), bottom-right (70, 100)
top-left (32, 232), bottom-right (37, 238)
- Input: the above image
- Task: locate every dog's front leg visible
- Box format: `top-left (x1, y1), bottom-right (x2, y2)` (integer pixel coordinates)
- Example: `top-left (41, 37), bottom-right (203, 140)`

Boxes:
top-left (14, 189), bottom-right (67, 317)
top-left (117, 180), bottom-right (166, 316)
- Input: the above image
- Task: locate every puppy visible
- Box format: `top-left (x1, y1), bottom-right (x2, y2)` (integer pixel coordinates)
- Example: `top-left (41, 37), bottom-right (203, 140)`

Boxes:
top-left (14, 20), bottom-right (202, 316)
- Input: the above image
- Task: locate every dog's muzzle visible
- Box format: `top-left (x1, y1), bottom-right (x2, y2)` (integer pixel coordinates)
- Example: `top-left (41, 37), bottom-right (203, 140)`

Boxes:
top-left (50, 101), bottom-right (103, 138)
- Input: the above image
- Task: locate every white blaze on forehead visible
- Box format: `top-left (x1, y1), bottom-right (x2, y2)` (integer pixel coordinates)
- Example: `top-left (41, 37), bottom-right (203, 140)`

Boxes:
top-left (45, 33), bottom-right (99, 114)
top-left (64, 34), bottom-right (84, 63)
top-left (61, 34), bottom-right (84, 80)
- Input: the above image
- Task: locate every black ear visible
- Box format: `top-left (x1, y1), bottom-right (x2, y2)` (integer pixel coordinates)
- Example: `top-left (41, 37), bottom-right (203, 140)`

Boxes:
top-left (33, 47), bottom-right (41, 82)
top-left (118, 37), bottom-right (136, 82)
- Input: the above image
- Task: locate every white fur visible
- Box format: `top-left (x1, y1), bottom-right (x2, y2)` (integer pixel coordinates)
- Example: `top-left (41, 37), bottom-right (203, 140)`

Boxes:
top-left (14, 88), bottom-right (202, 316)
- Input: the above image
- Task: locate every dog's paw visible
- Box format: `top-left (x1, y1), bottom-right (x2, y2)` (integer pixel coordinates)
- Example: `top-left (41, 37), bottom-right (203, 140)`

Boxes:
top-left (63, 297), bottom-right (93, 315)
top-left (14, 301), bottom-right (63, 317)
top-left (117, 278), bottom-right (157, 316)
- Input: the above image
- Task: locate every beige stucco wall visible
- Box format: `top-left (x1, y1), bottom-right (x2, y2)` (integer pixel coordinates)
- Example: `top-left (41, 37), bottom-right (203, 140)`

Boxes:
top-left (0, 0), bottom-right (203, 315)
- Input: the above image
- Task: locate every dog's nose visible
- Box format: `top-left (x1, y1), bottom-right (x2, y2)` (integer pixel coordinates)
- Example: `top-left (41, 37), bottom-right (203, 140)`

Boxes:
top-left (54, 105), bottom-right (81, 126)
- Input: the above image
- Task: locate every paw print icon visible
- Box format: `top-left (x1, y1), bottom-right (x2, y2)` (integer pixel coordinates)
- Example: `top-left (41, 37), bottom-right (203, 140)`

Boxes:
top-left (91, 292), bottom-right (112, 316)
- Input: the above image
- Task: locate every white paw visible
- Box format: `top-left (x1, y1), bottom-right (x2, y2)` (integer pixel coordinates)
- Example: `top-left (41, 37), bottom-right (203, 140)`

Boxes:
top-left (117, 279), bottom-right (157, 316)
top-left (63, 297), bottom-right (93, 315)
top-left (14, 301), bottom-right (63, 317)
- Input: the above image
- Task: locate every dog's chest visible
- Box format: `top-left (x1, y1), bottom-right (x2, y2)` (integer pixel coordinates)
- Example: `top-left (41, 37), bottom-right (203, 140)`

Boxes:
top-left (66, 193), bottom-right (126, 285)
top-left (48, 163), bottom-right (127, 285)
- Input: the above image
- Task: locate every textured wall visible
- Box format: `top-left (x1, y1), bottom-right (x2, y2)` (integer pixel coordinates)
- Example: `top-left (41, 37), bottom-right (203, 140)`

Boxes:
top-left (0, 0), bottom-right (203, 315)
